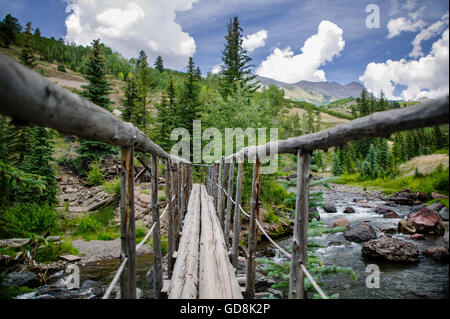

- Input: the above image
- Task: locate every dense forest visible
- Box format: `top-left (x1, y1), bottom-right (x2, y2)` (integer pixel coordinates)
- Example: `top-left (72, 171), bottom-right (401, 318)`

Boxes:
top-left (0, 12), bottom-right (448, 299)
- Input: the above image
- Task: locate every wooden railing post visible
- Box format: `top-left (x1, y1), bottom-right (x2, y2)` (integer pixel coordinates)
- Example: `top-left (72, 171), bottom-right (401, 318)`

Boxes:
top-left (246, 158), bottom-right (261, 299)
top-left (289, 149), bottom-right (311, 299)
top-left (120, 145), bottom-right (136, 299)
top-left (220, 162), bottom-right (229, 231)
top-left (180, 163), bottom-right (186, 225)
top-left (231, 161), bottom-right (243, 269)
top-left (172, 163), bottom-right (180, 252)
top-left (151, 155), bottom-right (163, 298)
top-left (216, 161), bottom-right (223, 220)
top-left (166, 159), bottom-right (175, 277)
top-left (213, 162), bottom-right (219, 207)
top-left (224, 160), bottom-right (234, 246)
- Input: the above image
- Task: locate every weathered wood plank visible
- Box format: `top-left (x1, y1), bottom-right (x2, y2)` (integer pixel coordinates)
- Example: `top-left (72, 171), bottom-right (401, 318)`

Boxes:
top-left (289, 150), bottom-right (311, 299)
top-left (246, 159), bottom-right (261, 299)
top-left (224, 160), bottom-right (235, 246)
top-left (231, 161), bottom-right (244, 269)
top-left (0, 53), bottom-right (189, 164)
top-left (168, 184), bottom-right (201, 299)
top-left (199, 185), bottom-right (243, 299)
top-left (166, 160), bottom-right (175, 277)
top-left (120, 146), bottom-right (136, 299)
top-left (151, 155), bottom-right (163, 298)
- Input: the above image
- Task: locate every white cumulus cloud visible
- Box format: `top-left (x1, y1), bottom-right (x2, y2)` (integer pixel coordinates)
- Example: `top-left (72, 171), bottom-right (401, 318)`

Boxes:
top-left (242, 30), bottom-right (268, 53)
top-left (386, 16), bottom-right (427, 38)
top-left (256, 20), bottom-right (345, 83)
top-left (64, 0), bottom-right (198, 69)
top-left (410, 12), bottom-right (449, 58)
top-left (359, 29), bottom-right (449, 101)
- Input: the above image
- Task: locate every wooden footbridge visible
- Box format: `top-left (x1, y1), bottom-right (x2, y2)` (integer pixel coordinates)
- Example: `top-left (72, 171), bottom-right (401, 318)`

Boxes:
top-left (1, 53), bottom-right (449, 299)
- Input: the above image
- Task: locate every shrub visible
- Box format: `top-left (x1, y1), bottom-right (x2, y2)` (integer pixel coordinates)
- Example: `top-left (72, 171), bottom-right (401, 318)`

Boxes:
top-left (76, 214), bottom-right (101, 234)
top-left (34, 241), bottom-right (79, 264)
top-left (86, 162), bottom-right (104, 186)
top-left (57, 64), bottom-right (66, 72)
top-left (0, 204), bottom-right (61, 238)
top-left (102, 178), bottom-right (120, 196)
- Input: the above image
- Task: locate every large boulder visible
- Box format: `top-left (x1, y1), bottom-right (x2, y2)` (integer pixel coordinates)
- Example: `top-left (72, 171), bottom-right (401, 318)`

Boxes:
top-left (416, 192), bottom-right (430, 202)
top-left (406, 208), bottom-right (440, 234)
top-left (3, 271), bottom-right (40, 288)
top-left (388, 188), bottom-right (420, 206)
top-left (343, 222), bottom-right (377, 243)
top-left (332, 218), bottom-right (350, 229)
top-left (398, 220), bottom-right (416, 235)
top-left (361, 237), bottom-right (419, 263)
top-left (323, 203), bottom-right (337, 213)
top-left (343, 207), bottom-right (356, 214)
top-left (423, 247), bottom-right (449, 263)
top-left (438, 207), bottom-right (449, 221)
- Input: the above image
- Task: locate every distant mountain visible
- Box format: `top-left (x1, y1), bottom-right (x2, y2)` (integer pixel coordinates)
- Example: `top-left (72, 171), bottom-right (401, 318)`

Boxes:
top-left (255, 75), bottom-right (364, 106)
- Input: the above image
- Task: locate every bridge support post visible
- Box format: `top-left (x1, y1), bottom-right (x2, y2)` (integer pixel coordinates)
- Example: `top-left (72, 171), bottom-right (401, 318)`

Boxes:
top-left (220, 162), bottom-right (229, 231)
top-left (180, 163), bottom-right (186, 225)
top-left (213, 162), bottom-right (219, 207)
top-left (217, 161), bottom-right (223, 222)
top-left (224, 160), bottom-right (234, 246)
top-left (166, 159), bottom-right (175, 277)
top-left (120, 145), bottom-right (136, 299)
top-left (172, 163), bottom-right (180, 253)
top-left (151, 155), bottom-right (163, 298)
top-left (246, 158), bottom-right (261, 299)
top-left (231, 161), bottom-right (243, 269)
top-left (289, 149), bottom-right (311, 299)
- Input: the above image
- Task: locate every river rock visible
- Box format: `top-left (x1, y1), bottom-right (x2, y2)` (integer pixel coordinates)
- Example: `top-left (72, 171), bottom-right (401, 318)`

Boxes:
top-left (343, 207), bottom-right (355, 214)
top-left (438, 207), bottom-right (449, 221)
top-left (427, 203), bottom-right (445, 212)
top-left (255, 272), bottom-right (277, 292)
top-left (383, 211), bottom-right (400, 219)
top-left (381, 227), bottom-right (397, 235)
top-left (416, 192), bottom-right (430, 202)
top-left (398, 220), bottom-right (416, 235)
top-left (407, 208), bottom-right (440, 234)
top-left (410, 234), bottom-right (425, 240)
top-left (332, 218), bottom-right (350, 229)
top-left (308, 206), bottom-right (320, 221)
top-left (374, 206), bottom-right (396, 215)
top-left (323, 203), bottom-right (337, 213)
top-left (361, 237), bottom-right (419, 263)
top-left (343, 222), bottom-right (377, 243)
top-left (388, 188), bottom-right (420, 206)
top-left (423, 247), bottom-right (449, 262)
top-left (3, 271), bottom-right (40, 288)
top-left (267, 288), bottom-right (283, 299)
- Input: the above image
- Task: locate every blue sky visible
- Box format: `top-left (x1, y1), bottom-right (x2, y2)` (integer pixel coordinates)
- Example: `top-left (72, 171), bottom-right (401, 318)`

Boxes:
top-left (0, 0), bottom-right (448, 100)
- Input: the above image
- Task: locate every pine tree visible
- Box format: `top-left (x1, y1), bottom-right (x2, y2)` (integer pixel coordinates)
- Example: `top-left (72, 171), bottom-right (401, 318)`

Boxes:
top-left (361, 144), bottom-right (378, 180)
top-left (154, 92), bottom-right (172, 151)
top-left (21, 127), bottom-right (58, 204)
top-left (331, 151), bottom-right (343, 176)
top-left (376, 138), bottom-right (389, 177)
top-left (20, 22), bottom-right (37, 68)
top-left (0, 14), bottom-right (22, 48)
top-left (122, 72), bottom-right (138, 122)
top-left (219, 16), bottom-right (258, 98)
top-left (34, 27), bottom-right (41, 37)
top-left (76, 39), bottom-right (116, 174)
top-left (154, 56), bottom-right (164, 73)
top-left (136, 50), bottom-right (150, 129)
top-left (81, 39), bottom-right (112, 109)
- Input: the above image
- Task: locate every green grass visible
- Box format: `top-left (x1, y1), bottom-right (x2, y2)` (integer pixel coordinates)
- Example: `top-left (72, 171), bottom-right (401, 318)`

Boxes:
top-left (34, 240), bottom-right (79, 264)
top-left (335, 168), bottom-right (449, 204)
top-left (72, 205), bottom-right (120, 241)
top-left (0, 281), bottom-right (36, 299)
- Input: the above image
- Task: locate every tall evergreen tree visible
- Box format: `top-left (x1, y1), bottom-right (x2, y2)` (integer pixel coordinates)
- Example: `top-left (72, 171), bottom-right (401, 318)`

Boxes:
top-left (34, 27), bottom-right (41, 38)
top-left (361, 144), bottom-right (378, 180)
top-left (21, 127), bottom-right (58, 204)
top-left (19, 22), bottom-right (37, 69)
top-left (136, 50), bottom-right (150, 129)
top-left (122, 72), bottom-right (138, 123)
top-left (219, 16), bottom-right (258, 98)
top-left (0, 14), bottom-right (22, 48)
top-left (154, 55), bottom-right (164, 73)
top-left (76, 39), bottom-right (116, 174)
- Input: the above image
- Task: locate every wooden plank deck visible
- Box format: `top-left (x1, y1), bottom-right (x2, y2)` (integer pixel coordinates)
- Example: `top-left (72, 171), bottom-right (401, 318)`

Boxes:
top-left (167, 184), bottom-right (242, 299)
